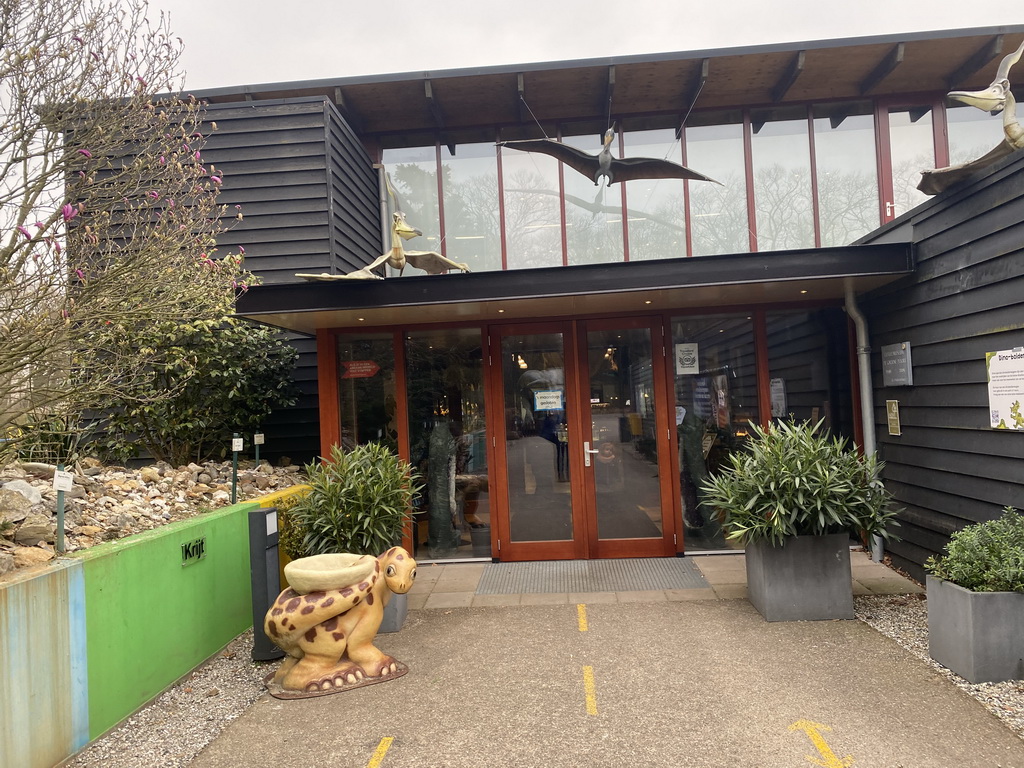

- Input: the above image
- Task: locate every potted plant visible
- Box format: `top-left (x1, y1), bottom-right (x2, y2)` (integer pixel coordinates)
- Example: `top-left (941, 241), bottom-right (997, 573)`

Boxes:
top-left (701, 419), bottom-right (899, 622)
top-left (285, 442), bottom-right (423, 631)
top-left (925, 507), bottom-right (1024, 683)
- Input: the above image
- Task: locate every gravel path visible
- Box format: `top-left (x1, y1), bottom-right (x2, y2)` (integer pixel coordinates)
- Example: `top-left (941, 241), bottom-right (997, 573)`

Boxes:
top-left (63, 592), bottom-right (1024, 766)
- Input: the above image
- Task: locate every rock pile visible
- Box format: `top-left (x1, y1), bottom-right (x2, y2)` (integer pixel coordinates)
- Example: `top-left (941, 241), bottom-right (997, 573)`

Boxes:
top-left (0, 459), bottom-right (306, 577)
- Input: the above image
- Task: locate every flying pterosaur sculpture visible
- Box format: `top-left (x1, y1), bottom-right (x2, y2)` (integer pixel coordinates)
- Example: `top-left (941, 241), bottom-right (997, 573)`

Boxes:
top-left (500, 126), bottom-right (720, 187)
top-left (918, 39), bottom-right (1024, 195)
top-left (297, 175), bottom-right (471, 281)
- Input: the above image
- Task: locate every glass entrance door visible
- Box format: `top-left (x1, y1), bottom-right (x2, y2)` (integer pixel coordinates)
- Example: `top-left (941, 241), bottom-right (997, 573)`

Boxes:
top-left (491, 318), bottom-right (674, 561)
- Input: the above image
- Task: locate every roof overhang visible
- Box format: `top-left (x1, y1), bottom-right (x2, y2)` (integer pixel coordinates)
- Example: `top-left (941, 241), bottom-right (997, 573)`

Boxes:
top-left (236, 243), bottom-right (914, 335)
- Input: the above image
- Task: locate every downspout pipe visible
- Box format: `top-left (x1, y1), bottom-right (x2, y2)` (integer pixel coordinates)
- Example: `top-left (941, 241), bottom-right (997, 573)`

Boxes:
top-left (845, 280), bottom-right (883, 562)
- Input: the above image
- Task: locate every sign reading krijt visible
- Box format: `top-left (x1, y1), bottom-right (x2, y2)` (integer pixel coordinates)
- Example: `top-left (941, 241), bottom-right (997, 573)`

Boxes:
top-left (341, 360), bottom-right (380, 379)
top-left (986, 347), bottom-right (1024, 430)
top-left (181, 537), bottom-right (206, 567)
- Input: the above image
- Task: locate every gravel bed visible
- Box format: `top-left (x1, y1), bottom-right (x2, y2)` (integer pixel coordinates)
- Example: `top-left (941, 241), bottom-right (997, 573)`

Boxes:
top-left (63, 592), bottom-right (1024, 766)
top-left (855, 593), bottom-right (1024, 741)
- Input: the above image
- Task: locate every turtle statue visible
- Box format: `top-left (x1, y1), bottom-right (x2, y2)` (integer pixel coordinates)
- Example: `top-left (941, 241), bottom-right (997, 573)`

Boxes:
top-left (263, 546), bottom-right (416, 698)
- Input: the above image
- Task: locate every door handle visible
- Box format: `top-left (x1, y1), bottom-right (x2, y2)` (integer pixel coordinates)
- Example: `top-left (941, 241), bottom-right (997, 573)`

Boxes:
top-left (583, 441), bottom-right (599, 467)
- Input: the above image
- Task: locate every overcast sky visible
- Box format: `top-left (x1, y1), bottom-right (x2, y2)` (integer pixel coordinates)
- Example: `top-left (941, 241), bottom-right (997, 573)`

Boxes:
top-left (152, 0), bottom-right (1021, 91)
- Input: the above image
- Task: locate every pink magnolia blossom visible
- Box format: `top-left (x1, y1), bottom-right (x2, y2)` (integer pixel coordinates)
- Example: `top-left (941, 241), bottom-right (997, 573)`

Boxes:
top-left (237, 246), bottom-right (245, 255)
top-left (194, 150), bottom-right (201, 161)
top-left (75, 269), bottom-right (85, 280)
top-left (136, 76), bottom-right (147, 87)
top-left (16, 226), bottom-right (31, 240)
top-left (71, 35), bottom-right (84, 45)
top-left (62, 204), bottom-right (78, 222)
top-left (77, 149), bottom-right (92, 158)
top-left (159, 156), bottom-right (166, 165)
top-left (210, 175), bottom-right (222, 185)
top-left (147, 191), bottom-right (160, 200)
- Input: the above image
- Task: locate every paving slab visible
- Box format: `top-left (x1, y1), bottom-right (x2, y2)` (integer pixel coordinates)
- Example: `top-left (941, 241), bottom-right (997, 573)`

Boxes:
top-left (191, 601), bottom-right (1024, 768)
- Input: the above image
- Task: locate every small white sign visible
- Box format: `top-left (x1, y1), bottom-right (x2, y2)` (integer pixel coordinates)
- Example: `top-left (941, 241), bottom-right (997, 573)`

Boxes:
top-left (265, 509), bottom-right (278, 536)
top-left (534, 389), bottom-right (563, 411)
top-left (52, 470), bottom-right (74, 492)
top-left (675, 342), bottom-right (699, 375)
top-left (253, 433), bottom-right (265, 445)
top-left (232, 437), bottom-right (244, 452)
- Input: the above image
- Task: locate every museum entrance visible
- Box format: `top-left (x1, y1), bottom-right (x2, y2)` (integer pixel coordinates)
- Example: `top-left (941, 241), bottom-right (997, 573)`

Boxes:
top-left (488, 317), bottom-right (676, 561)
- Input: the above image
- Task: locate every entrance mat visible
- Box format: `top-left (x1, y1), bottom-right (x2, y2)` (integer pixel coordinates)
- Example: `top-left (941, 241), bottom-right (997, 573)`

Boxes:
top-left (476, 558), bottom-right (709, 594)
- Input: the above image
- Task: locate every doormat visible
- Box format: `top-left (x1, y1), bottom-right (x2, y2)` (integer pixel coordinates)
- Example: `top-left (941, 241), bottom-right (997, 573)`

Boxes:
top-left (476, 558), bottom-right (709, 594)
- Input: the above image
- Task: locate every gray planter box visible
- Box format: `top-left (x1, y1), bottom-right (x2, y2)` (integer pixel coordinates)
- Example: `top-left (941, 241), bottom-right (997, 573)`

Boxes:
top-left (379, 591), bottom-right (408, 634)
top-left (926, 575), bottom-right (1024, 683)
top-left (745, 533), bottom-right (854, 622)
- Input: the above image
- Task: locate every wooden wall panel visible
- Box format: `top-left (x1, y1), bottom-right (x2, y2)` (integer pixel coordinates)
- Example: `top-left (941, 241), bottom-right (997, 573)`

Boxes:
top-left (860, 153), bottom-right (1024, 580)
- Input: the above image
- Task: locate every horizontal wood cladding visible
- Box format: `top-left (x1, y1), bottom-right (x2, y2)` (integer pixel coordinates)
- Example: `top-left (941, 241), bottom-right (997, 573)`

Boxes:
top-left (200, 100), bottom-right (381, 285)
top-left (861, 155), bottom-right (1024, 578)
top-left (257, 333), bottom-right (320, 464)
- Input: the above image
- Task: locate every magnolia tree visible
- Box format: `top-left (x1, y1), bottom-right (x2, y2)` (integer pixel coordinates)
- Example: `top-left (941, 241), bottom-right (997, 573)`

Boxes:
top-left (0, 0), bottom-right (252, 457)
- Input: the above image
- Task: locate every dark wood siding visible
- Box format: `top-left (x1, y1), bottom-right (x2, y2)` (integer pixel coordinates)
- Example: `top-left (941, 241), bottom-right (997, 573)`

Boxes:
top-left (200, 99), bottom-right (381, 463)
top-left (860, 153), bottom-right (1024, 580)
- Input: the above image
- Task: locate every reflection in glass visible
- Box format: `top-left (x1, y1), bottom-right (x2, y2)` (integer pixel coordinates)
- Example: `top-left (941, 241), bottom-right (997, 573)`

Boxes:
top-left (406, 328), bottom-right (488, 560)
top-left (623, 129), bottom-right (687, 261)
top-left (813, 105), bottom-right (879, 246)
top-left (766, 309), bottom-right (853, 439)
top-left (889, 107), bottom-right (934, 216)
top-left (671, 315), bottom-right (759, 551)
top-left (947, 103), bottom-right (1002, 166)
top-left (502, 333), bottom-right (573, 542)
top-left (562, 131), bottom-right (624, 266)
top-left (500, 146), bottom-right (562, 269)
top-left (751, 108), bottom-right (814, 250)
top-left (382, 146), bottom-right (441, 277)
top-left (336, 333), bottom-right (396, 451)
top-left (442, 143), bottom-right (502, 272)
top-left (686, 118), bottom-right (749, 256)
top-left (587, 327), bottom-right (662, 540)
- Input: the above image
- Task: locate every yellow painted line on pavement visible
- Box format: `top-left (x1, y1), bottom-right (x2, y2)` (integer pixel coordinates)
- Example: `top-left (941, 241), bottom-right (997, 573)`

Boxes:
top-left (577, 603), bottom-right (588, 632)
top-left (582, 666), bottom-right (598, 715)
top-left (367, 736), bottom-right (394, 768)
top-left (788, 720), bottom-right (853, 767)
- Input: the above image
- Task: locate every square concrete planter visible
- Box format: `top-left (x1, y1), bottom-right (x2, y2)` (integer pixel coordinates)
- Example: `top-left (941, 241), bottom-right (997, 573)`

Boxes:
top-left (926, 575), bottom-right (1024, 683)
top-left (745, 533), bottom-right (854, 622)
top-left (379, 591), bottom-right (408, 634)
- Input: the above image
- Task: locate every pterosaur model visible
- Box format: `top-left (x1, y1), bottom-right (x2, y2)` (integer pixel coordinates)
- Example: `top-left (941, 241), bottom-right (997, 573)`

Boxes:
top-left (297, 174), bottom-right (471, 281)
top-left (500, 126), bottom-right (720, 186)
top-left (918, 39), bottom-right (1024, 195)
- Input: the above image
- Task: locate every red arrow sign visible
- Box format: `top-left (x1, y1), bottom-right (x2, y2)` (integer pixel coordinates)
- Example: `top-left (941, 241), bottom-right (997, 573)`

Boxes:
top-left (341, 360), bottom-right (380, 379)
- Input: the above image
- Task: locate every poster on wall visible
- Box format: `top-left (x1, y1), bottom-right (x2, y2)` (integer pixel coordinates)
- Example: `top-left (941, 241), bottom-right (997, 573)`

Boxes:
top-left (675, 343), bottom-right (699, 375)
top-left (769, 378), bottom-right (787, 418)
top-left (534, 389), bottom-right (564, 412)
top-left (986, 348), bottom-right (1024, 430)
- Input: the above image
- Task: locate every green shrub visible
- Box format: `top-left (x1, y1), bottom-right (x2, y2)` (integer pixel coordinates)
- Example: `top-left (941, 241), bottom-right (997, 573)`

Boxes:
top-left (925, 507), bottom-right (1024, 592)
top-left (701, 419), bottom-right (900, 547)
top-left (288, 443), bottom-right (422, 557)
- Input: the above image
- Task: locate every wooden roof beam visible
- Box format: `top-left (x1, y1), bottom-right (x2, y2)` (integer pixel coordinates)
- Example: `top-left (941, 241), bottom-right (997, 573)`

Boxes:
top-left (333, 86), bottom-right (364, 133)
top-left (604, 65), bottom-right (616, 127)
top-left (517, 73), bottom-right (530, 124)
top-left (676, 58), bottom-right (710, 139)
top-left (945, 35), bottom-right (1004, 89)
top-left (424, 80), bottom-right (455, 155)
top-left (771, 50), bottom-right (805, 102)
top-left (859, 42), bottom-right (904, 95)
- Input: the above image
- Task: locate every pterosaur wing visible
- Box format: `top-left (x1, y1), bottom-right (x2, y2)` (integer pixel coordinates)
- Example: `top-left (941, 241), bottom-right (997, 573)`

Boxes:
top-left (611, 156), bottom-right (721, 185)
top-left (500, 139), bottom-right (600, 178)
top-left (404, 250), bottom-right (472, 275)
top-left (295, 250), bottom-right (392, 281)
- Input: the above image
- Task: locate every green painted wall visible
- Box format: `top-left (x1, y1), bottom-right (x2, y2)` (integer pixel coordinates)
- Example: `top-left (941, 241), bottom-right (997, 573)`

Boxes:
top-left (74, 502), bottom-right (258, 739)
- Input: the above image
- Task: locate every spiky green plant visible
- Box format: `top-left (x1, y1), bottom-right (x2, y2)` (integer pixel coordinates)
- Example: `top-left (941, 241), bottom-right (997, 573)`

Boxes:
top-left (925, 507), bottom-right (1024, 592)
top-left (701, 419), bottom-right (900, 547)
top-left (288, 443), bottom-right (422, 557)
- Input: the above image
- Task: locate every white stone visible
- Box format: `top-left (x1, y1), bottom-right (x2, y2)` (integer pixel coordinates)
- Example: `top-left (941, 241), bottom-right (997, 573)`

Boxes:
top-left (3, 479), bottom-right (42, 506)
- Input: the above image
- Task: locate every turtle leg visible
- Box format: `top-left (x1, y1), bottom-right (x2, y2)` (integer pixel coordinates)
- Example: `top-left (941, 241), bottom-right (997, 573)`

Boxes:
top-left (281, 620), bottom-right (365, 692)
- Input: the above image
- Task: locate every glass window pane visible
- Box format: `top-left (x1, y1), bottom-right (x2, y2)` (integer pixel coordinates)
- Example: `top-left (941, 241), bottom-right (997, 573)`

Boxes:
top-left (405, 328), bottom-right (488, 560)
top-left (888, 107), bottom-right (934, 216)
top-left (336, 333), bottom-right (397, 450)
top-left (947, 102), bottom-right (1003, 166)
top-left (671, 315), bottom-right (758, 551)
top-left (623, 128), bottom-right (687, 261)
top-left (441, 143), bottom-right (502, 272)
top-left (813, 105), bottom-right (879, 246)
top-left (501, 332), bottom-right (573, 542)
top-left (382, 146), bottom-right (440, 277)
top-left (500, 145), bottom-right (562, 269)
top-left (587, 326), bottom-right (662, 540)
top-left (562, 131), bottom-right (624, 266)
top-left (766, 309), bottom-right (854, 439)
top-left (685, 118), bottom-right (749, 256)
top-left (751, 107), bottom-right (814, 250)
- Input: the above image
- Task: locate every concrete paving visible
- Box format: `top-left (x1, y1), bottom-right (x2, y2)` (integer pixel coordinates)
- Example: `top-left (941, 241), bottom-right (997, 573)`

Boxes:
top-left (191, 553), bottom-right (1024, 768)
